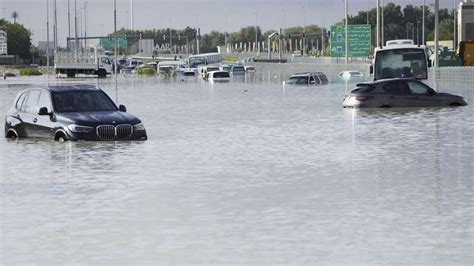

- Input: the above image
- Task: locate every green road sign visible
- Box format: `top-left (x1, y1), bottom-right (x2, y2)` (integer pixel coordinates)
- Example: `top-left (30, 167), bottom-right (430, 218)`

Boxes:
top-left (100, 37), bottom-right (128, 49)
top-left (330, 24), bottom-right (371, 58)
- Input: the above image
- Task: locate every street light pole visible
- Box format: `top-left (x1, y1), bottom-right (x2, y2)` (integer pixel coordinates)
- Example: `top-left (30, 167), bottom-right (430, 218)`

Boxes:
top-left (453, 0), bottom-right (457, 50)
top-left (46, 0), bottom-right (50, 69)
top-left (344, 0), bottom-right (348, 66)
top-left (114, 0), bottom-right (118, 101)
top-left (376, 0), bottom-right (380, 47)
top-left (422, 0), bottom-right (425, 45)
top-left (434, 0), bottom-right (439, 68)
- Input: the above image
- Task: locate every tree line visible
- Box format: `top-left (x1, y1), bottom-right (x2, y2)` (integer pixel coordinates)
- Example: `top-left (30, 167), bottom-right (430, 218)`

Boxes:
top-left (0, 2), bottom-right (457, 63)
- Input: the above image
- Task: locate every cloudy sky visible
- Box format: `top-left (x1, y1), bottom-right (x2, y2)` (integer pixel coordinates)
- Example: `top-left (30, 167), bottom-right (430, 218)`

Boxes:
top-left (1, 0), bottom-right (457, 45)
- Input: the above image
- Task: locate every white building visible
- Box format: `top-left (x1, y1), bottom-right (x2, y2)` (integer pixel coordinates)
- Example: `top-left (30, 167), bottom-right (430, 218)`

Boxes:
top-left (458, 0), bottom-right (474, 42)
top-left (0, 30), bottom-right (7, 55)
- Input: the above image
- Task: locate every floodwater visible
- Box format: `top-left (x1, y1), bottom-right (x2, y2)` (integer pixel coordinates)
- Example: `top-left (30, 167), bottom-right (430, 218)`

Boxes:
top-left (1, 71), bottom-right (473, 265)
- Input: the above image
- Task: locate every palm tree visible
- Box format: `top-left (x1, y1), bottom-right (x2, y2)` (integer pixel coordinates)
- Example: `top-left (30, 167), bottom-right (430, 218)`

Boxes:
top-left (11, 11), bottom-right (19, 24)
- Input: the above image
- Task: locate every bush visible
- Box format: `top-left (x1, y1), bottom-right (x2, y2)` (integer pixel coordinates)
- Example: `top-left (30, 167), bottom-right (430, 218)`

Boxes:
top-left (19, 68), bottom-right (42, 76)
top-left (136, 67), bottom-right (156, 75)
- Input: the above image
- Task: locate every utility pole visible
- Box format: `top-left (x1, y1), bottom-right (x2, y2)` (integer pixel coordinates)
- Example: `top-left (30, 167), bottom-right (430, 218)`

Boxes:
top-left (344, 0), bottom-right (348, 66)
top-left (255, 11), bottom-right (258, 54)
top-left (435, 0), bottom-right (439, 68)
top-left (114, 0), bottom-right (118, 101)
top-left (68, 0), bottom-right (71, 40)
top-left (74, 0), bottom-right (78, 58)
top-left (46, 0), bottom-right (50, 69)
top-left (53, 0), bottom-right (57, 52)
top-left (453, 0), bottom-right (457, 50)
top-left (130, 0), bottom-right (134, 30)
top-left (376, 0), bottom-right (380, 47)
top-left (422, 0), bottom-right (425, 45)
top-left (381, 0), bottom-right (384, 45)
top-left (196, 28), bottom-right (200, 54)
top-left (84, 1), bottom-right (87, 51)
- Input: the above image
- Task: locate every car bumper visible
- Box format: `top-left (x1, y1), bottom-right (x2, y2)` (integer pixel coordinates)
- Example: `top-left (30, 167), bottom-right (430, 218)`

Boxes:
top-left (66, 129), bottom-right (147, 141)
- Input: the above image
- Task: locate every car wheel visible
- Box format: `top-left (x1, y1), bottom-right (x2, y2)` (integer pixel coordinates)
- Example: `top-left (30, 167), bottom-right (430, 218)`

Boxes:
top-left (6, 129), bottom-right (18, 140)
top-left (55, 132), bottom-right (67, 142)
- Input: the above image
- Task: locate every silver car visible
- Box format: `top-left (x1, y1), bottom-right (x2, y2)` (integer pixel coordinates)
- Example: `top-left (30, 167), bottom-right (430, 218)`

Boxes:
top-left (342, 78), bottom-right (468, 108)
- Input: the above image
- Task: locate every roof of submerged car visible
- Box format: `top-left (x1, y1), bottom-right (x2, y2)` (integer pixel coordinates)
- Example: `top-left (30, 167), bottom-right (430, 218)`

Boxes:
top-left (45, 84), bottom-right (100, 93)
top-left (356, 77), bottom-right (419, 87)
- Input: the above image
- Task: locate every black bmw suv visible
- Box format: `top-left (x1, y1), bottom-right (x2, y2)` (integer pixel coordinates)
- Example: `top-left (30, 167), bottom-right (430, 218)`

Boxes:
top-left (4, 85), bottom-right (147, 141)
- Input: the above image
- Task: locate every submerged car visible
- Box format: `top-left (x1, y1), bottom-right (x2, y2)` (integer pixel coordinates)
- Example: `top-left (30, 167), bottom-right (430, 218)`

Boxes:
top-left (342, 78), bottom-right (468, 108)
top-left (286, 72), bottom-right (329, 85)
top-left (4, 85), bottom-right (147, 141)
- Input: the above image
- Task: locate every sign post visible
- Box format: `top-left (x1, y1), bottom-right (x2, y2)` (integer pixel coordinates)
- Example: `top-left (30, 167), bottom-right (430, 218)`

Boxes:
top-left (330, 24), bottom-right (371, 58)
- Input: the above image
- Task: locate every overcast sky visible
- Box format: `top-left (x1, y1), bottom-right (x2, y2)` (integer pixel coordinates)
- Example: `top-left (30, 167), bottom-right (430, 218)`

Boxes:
top-left (1, 0), bottom-right (457, 45)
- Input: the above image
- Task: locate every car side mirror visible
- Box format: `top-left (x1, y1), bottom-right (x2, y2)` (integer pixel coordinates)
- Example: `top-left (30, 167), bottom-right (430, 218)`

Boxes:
top-left (119, 104), bottom-right (127, 112)
top-left (38, 107), bottom-right (50, 116)
top-left (427, 88), bottom-right (436, 96)
top-left (369, 65), bottom-right (374, 74)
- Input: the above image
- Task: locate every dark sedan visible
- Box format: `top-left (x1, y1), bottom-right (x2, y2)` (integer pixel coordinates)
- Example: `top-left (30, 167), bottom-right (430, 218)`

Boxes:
top-left (4, 85), bottom-right (147, 141)
top-left (342, 78), bottom-right (468, 108)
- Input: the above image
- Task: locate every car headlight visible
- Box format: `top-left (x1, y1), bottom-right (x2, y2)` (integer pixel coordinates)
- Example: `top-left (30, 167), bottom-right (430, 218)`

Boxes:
top-left (67, 124), bottom-right (94, 133)
top-left (133, 123), bottom-right (145, 131)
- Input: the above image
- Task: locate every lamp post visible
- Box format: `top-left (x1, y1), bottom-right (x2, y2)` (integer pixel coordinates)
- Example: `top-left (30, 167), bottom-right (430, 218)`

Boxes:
top-left (422, 0), bottom-right (425, 45)
top-left (344, 0), bottom-right (348, 66)
top-left (417, 21), bottom-right (420, 45)
top-left (46, 0), bottom-right (50, 69)
top-left (376, 0), bottom-right (380, 47)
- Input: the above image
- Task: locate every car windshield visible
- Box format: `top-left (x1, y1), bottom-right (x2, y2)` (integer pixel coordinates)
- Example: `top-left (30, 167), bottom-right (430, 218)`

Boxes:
top-left (374, 48), bottom-right (428, 80)
top-left (52, 90), bottom-right (117, 112)
top-left (287, 76), bottom-right (308, 85)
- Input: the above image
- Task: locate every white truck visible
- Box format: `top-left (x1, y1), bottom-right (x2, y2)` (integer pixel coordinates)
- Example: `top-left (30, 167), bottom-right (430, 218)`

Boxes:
top-left (55, 50), bottom-right (113, 78)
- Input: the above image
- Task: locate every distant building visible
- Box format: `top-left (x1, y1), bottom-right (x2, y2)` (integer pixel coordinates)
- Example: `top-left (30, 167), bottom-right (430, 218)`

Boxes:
top-left (0, 30), bottom-right (7, 55)
top-left (458, 0), bottom-right (474, 42)
top-left (138, 39), bottom-right (154, 56)
top-left (37, 41), bottom-right (55, 55)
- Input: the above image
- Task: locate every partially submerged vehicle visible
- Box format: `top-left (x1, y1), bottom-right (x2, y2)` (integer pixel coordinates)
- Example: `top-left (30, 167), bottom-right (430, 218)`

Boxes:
top-left (204, 71), bottom-right (230, 82)
top-left (342, 78), bottom-right (467, 108)
top-left (286, 72), bottom-right (329, 85)
top-left (5, 85), bottom-right (147, 141)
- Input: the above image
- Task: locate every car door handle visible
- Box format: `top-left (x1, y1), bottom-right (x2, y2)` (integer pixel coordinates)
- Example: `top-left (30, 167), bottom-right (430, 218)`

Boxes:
top-left (33, 118), bottom-right (37, 123)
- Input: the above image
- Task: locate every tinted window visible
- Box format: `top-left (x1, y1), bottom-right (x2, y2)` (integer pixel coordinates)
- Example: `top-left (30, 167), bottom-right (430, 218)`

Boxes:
top-left (318, 74), bottom-right (329, 84)
top-left (287, 76), bottom-right (308, 85)
top-left (52, 90), bottom-right (117, 112)
top-left (383, 81), bottom-right (411, 95)
top-left (24, 90), bottom-right (40, 113)
top-left (38, 91), bottom-right (53, 111)
top-left (214, 72), bottom-right (230, 78)
top-left (15, 92), bottom-right (27, 110)
top-left (407, 81), bottom-right (430, 95)
top-left (309, 76), bottom-right (320, 84)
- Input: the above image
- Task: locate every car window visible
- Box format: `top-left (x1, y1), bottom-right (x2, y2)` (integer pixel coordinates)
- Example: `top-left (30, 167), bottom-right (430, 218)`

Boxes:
top-left (52, 90), bottom-right (117, 112)
top-left (383, 81), bottom-right (411, 95)
top-left (24, 90), bottom-right (41, 114)
top-left (318, 74), bottom-right (329, 84)
top-left (407, 81), bottom-right (430, 95)
top-left (309, 76), bottom-right (320, 84)
top-left (15, 91), bottom-right (27, 110)
top-left (38, 91), bottom-right (53, 111)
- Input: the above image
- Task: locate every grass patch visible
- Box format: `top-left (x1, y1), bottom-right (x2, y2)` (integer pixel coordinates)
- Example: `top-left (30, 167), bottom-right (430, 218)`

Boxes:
top-left (19, 68), bottom-right (43, 76)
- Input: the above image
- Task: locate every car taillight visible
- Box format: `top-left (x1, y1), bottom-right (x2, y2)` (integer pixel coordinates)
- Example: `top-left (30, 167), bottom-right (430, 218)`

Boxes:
top-left (356, 95), bottom-right (373, 101)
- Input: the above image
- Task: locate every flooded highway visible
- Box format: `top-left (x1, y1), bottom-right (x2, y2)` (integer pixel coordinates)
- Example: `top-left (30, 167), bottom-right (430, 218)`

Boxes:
top-left (1, 72), bottom-right (473, 264)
